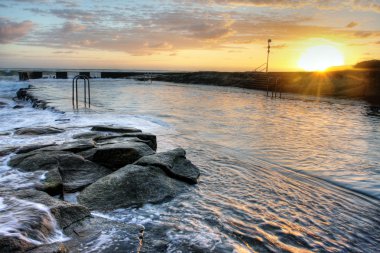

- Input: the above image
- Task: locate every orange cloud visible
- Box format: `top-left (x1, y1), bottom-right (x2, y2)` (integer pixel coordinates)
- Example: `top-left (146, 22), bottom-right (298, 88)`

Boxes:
top-left (0, 18), bottom-right (34, 43)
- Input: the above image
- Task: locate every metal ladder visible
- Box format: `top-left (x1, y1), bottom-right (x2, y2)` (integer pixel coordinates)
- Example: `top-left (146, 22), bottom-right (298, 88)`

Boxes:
top-left (72, 75), bottom-right (90, 108)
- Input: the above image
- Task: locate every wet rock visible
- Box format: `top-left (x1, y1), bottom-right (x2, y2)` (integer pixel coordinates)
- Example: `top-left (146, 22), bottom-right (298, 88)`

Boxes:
top-left (35, 168), bottom-right (63, 196)
top-left (0, 147), bottom-right (17, 157)
top-left (72, 131), bottom-right (111, 140)
top-left (10, 189), bottom-right (90, 229)
top-left (135, 148), bottom-right (200, 184)
top-left (0, 131), bottom-right (10, 136)
top-left (9, 151), bottom-right (112, 192)
top-left (78, 165), bottom-right (186, 210)
top-left (15, 143), bottom-right (57, 154)
top-left (91, 125), bottom-right (142, 133)
top-left (14, 127), bottom-right (65, 135)
top-left (95, 132), bottom-right (157, 151)
top-left (27, 242), bottom-right (69, 253)
top-left (0, 235), bottom-right (35, 253)
top-left (12, 105), bottom-right (24, 109)
top-left (79, 141), bottom-right (155, 170)
top-left (38, 139), bottom-right (96, 153)
top-left (63, 216), bottom-right (143, 252)
top-left (0, 101), bottom-right (7, 108)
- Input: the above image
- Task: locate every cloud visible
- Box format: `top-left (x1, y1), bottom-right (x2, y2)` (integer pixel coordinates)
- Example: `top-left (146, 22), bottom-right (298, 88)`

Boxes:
top-left (61, 22), bottom-right (86, 33)
top-left (346, 21), bottom-right (358, 28)
top-left (354, 31), bottom-right (373, 38)
top-left (0, 18), bottom-right (34, 44)
top-left (50, 9), bottom-right (95, 21)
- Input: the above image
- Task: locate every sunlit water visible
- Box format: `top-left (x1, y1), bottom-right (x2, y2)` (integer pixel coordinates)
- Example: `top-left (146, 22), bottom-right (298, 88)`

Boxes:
top-left (0, 77), bottom-right (379, 252)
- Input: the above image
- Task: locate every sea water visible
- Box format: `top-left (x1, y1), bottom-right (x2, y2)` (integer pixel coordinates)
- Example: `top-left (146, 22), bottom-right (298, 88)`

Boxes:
top-left (0, 76), bottom-right (379, 252)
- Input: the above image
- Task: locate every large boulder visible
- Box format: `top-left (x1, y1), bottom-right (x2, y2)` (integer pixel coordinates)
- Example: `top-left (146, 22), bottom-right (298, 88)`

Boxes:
top-left (8, 151), bottom-right (112, 192)
top-left (14, 127), bottom-right (64, 135)
top-left (79, 141), bottom-right (155, 170)
top-left (95, 132), bottom-right (157, 151)
top-left (135, 148), bottom-right (200, 184)
top-left (91, 125), bottom-right (142, 133)
top-left (78, 165), bottom-right (186, 210)
top-left (15, 143), bottom-right (57, 154)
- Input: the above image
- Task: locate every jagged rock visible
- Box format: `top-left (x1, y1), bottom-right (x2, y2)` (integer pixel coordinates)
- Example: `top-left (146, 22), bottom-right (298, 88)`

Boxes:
top-left (135, 148), bottom-right (200, 184)
top-left (35, 168), bottom-right (63, 196)
top-left (78, 165), bottom-right (186, 210)
top-left (9, 151), bottom-right (112, 192)
top-left (27, 242), bottom-right (69, 253)
top-left (79, 141), bottom-right (155, 170)
top-left (95, 132), bottom-right (157, 151)
top-left (91, 125), bottom-right (142, 133)
top-left (72, 131), bottom-right (111, 140)
top-left (14, 127), bottom-right (64, 135)
top-left (63, 216), bottom-right (143, 252)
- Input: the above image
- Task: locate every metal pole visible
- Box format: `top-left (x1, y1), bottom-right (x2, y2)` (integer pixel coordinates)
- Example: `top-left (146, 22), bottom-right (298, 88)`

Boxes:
top-left (72, 78), bottom-right (75, 106)
top-left (84, 77), bottom-right (87, 105)
top-left (75, 79), bottom-right (78, 109)
top-left (88, 78), bottom-right (91, 107)
top-left (266, 39), bottom-right (271, 73)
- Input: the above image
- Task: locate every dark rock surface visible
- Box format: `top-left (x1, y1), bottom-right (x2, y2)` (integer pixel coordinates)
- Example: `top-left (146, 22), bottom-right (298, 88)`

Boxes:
top-left (80, 141), bottom-right (155, 170)
top-left (15, 143), bottom-right (57, 154)
top-left (91, 125), bottom-right (142, 133)
top-left (10, 189), bottom-right (90, 229)
top-left (0, 236), bottom-right (35, 253)
top-left (95, 132), bottom-right (157, 151)
top-left (9, 151), bottom-right (112, 192)
top-left (78, 165), bottom-right (186, 210)
top-left (14, 127), bottom-right (64, 135)
top-left (135, 148), bottom-right (200, 184)
top-left (63, 216), bottom-right (144, 252)
top-left (38, 139), bottom-right (95, 153)
top-left (35, 168), bottom-right (63, 196)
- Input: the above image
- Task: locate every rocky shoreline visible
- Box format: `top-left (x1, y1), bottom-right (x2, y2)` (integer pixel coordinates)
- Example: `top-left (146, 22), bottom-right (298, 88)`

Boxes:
top-left (0, 88), bottom-right (200, 252)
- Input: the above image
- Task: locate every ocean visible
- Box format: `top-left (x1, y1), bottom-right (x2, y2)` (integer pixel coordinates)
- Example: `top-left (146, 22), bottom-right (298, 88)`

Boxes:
top-left (0, 76), bottom-right (379, 252)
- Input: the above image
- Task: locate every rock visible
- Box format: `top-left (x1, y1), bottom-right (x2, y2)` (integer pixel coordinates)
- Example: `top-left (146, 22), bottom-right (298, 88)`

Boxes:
top-left (0, 236), bottom-right (35, 253)
top-left (79, 141), bottom-right (155, 170)
top-left (63, 216), bottom-right (143, 252)
top-left (0, 101), bottom-right (7, 108)
top-left (0, 131), bottom-right (10, 136)
top-left (27, 242), bottom-right (69, 253)
top-left (72, 131), bottom-right (111, 140)
top-left (78, 165), bottom-right (186, 210)
top-left (15, 143), bottom-right (57, 154)
top-left (0, 147), bottom-right (17, 157)
top-left (38, 139), bottom-right (96, 153)
top-left (12, 105), bottom-right (24, 109)
top-left (14, 127), bottom-right (64, 135)
top-left (9, 151), bottom-right (112, 192)
top-left (91, 125), bottom-right (142, 133)
top-left (10, 189), bottom-right (90, 229)
top-left (35, 168), bottom-right (63, 196)
top-left (135, 148), bottom-right (200, 184)
top-left (95, 132), bottom-right (157, 151)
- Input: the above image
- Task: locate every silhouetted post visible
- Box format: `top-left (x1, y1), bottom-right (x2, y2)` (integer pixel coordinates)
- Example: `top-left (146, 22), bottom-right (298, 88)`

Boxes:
top-left (266, 39), bottom-right (271, 73)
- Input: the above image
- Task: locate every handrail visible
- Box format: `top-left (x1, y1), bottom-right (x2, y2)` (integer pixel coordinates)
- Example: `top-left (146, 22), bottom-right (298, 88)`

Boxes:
top-left (72, 75), bottom-right (90, 109)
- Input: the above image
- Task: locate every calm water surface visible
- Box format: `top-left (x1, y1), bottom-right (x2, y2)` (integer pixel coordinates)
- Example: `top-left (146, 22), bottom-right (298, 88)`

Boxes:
top-left (0, 78), bottom-right (379, 252)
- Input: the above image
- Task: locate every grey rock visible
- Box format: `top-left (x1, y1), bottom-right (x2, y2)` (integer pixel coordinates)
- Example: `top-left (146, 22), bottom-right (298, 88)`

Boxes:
top-left (38, 139), bottom-right (96, 153)
top-left (16, 143), bottom-right (57, 154)
top-left (27, 242), bottom-right (69, 253)
top-left (10, 189), bottom-right (90, 229)
top-left (9, 151), bottom-right (112, 192)
top-left (63, 216), bottom-right (143, 252)
top-left (72, 131), bottom-right (111, 140)
top-left (135, 148), bottom-right (200, 184)
top-left (95, 132), bottom-right (157, 151)
top-left (0, 147), bottom-right (17, 157)
top-left (12, 105), bottom-right (24, 109)
top-left (0, 235), bottom-right (35, 253)
top-left (35, 168), bottom-right (63, 196)
top-left (80, 141), bottom-right (155, 170)
top-left (78, 165), bottom-right (186, 210)
top-left (14, 127), bottom-right (64, 135)
top-left (0, 131), bottom-right (10, 136)
top-left (91, 125), bottom-right (142, 133)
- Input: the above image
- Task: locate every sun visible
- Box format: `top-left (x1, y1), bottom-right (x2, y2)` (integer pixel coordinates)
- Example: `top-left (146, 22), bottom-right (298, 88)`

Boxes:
top-left (298, 45), bottom-right (344, 71)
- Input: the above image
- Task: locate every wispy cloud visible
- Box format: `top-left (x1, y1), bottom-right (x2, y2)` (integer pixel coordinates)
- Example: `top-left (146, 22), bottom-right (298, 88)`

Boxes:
top-left (346, 21), bottom-right (358, 28)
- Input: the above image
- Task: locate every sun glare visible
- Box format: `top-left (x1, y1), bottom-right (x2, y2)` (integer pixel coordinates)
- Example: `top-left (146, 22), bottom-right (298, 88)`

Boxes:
top-left (298, 45), bottom-right (344, 71)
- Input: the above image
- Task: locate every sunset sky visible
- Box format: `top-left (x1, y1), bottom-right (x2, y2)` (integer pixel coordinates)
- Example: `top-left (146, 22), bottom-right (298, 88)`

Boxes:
top-left (0, 0), bottom-right (379, 71)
